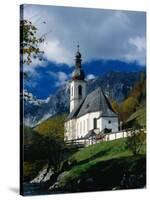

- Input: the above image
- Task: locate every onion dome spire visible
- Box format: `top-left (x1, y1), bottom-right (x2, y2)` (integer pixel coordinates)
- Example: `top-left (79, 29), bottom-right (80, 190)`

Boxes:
top-left (72, 43), bottom-right (85, 80)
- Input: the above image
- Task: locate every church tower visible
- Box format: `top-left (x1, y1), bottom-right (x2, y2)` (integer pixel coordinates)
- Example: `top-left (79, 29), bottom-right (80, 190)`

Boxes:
top-left (70, 44), bottom-right (86, 112)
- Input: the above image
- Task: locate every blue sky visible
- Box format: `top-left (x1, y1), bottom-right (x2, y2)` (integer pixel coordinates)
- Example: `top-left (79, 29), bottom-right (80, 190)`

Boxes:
top-left (22, 4), bottom-right (146, 99)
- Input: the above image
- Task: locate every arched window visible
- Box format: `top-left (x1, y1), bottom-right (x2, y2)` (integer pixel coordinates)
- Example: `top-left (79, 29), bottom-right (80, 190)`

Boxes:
top-left (72, 87), bottom-right (73, 96)
top-left (83, 120), bottom-right (85, 133)
top-left (87, 119), bottom-right (89, 131)
top-left (78, 85), bottom-right (82, 97)
top-left (93, 118), bottom-right (97, 129)
top-left (80, 121), bottom-right (82, 135)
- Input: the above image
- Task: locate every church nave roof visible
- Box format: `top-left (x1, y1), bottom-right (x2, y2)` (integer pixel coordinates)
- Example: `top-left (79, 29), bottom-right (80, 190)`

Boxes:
top-left (67, 87), bottom-right (118, 121)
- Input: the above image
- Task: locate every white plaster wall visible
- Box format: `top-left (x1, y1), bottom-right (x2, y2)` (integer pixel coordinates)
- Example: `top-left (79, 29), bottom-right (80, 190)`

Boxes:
top-left (74, 111), bottom-right (100, 138)
top-left (123, 131), bottom-right (128, 138)
top-left (100, 117), bottom-right (118, 132)
top-left (65, 118), bottom-right (129, 142)
top-left (104, 130), bottom-right (129, 142)
top-left (116, 132), bottom-right (123, 139)
top-left (65, 111), bottom-right (101, 140)
top-left (65, 113), bottom-right (119, 140)
top-left (70, 80), bottom-right (86, 112)
top-left (65, 119), bottom-right (77, 140)
top-left (109, 133), bottom-right (116, 140)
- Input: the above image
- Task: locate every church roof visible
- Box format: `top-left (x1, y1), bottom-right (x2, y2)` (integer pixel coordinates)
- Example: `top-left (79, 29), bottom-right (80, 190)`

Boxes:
top-left (66, 98), bottom-right (85, 120)
top-left (72, 68), bottom-right (85, 80)
top-left (67, 87), bottom-right (118, 121)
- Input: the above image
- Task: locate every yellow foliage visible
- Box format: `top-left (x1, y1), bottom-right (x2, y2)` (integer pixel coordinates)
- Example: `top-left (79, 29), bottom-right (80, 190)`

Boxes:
top-left (111, 100), bottom-right (120, 114)
top-left (34, 115), bottom-right (66, 139)
top-left (121, 97), bottom-right (138, 113)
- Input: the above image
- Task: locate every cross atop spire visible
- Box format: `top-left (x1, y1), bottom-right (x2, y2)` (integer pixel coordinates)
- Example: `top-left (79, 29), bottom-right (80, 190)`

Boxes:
top-left (77, 41), bottom-right (80, 52)
top-left (75, 42), bottom-right (81, 60)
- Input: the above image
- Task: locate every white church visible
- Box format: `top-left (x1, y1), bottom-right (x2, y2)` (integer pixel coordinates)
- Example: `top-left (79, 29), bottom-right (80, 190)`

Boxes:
top-left (64, 45), bottom-right (119, 143)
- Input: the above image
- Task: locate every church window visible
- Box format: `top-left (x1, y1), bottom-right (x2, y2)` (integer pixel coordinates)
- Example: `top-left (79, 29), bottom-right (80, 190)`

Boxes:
top-left (71, 87), bottom-right (73, 96)
top-left (83, 120), bottom-right (85, 133)
top-left (78, 85), bottom-right (82, 97)
top-left (87, 119), bottom-right (89, 131)
top-left (93, 118), bottom-right (97, 129)
top-left (80, 121), bottom-right (82, 135)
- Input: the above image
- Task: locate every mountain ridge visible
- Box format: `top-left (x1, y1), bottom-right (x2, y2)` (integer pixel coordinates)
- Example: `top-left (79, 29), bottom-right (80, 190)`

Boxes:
top-left (23, 71), bottom-right (143, 127)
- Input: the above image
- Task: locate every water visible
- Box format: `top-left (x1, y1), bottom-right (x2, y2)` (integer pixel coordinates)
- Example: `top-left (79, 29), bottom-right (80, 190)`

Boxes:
top-left (22, 183), bottom-right (64, 196)
top-left (23, 183), bottom-right (48, 196)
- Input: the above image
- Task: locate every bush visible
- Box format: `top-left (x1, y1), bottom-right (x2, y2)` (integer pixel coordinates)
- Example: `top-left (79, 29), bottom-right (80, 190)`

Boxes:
top-left (125, 129), bottom-right (146, 155)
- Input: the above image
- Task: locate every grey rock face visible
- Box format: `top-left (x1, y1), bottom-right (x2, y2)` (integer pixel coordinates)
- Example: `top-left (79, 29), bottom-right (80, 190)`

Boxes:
top-left (23, 84), bottom-right (70, 127)
top-left (49, 171), bottom-right (69, 190)
top-left (30, 168), bottom-right (53, 183)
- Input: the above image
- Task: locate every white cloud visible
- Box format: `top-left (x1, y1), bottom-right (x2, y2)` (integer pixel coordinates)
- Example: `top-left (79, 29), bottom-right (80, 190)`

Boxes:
top-left (86, 74), bottom-right (96, 80)
top-left (56, 72), bottom-right (68, 86)
top-left (23, 5), bottom-right (146, 66)
top-left (58, 72), bottom-right (68, 81)
top-left (41, 40), bottom-right (73, 65)
top-left (129, 36), bottom-right (146, 52)
top-left (123, 36), bottom-right (146, 65)
top-left (48, 70), bottom-right (69, 86)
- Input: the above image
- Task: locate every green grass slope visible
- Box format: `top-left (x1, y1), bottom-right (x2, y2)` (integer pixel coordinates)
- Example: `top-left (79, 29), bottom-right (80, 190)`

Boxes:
top-left (126, 107), bottom-right (146, 127)
top-left (57, 138), bottom-right (146, 191)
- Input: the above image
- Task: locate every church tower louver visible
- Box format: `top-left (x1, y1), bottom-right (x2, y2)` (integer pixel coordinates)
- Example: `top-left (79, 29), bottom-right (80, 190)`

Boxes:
top-left (70, 44), bottom-right (87, 112)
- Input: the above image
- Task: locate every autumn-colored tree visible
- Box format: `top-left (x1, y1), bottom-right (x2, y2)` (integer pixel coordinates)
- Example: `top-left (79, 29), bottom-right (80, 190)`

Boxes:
top-left (35, 115), bottom-right (66, 139)
top-left (111, 100), bottom-right (120, 114)
top-left (129, 72), bottom-right (146, 102)
top-left (129, 82), bottom-right (143, 100)
top-left (34, 115), bottom-right (67, 172)
top-left (110, 72), bottom-right (146, 125)
top-left (24, 115), bottom-right (67, 173)
top-left (120, 97), bottom-right (138, 121)
top-left (20, 19), bottom-right (45, 65)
